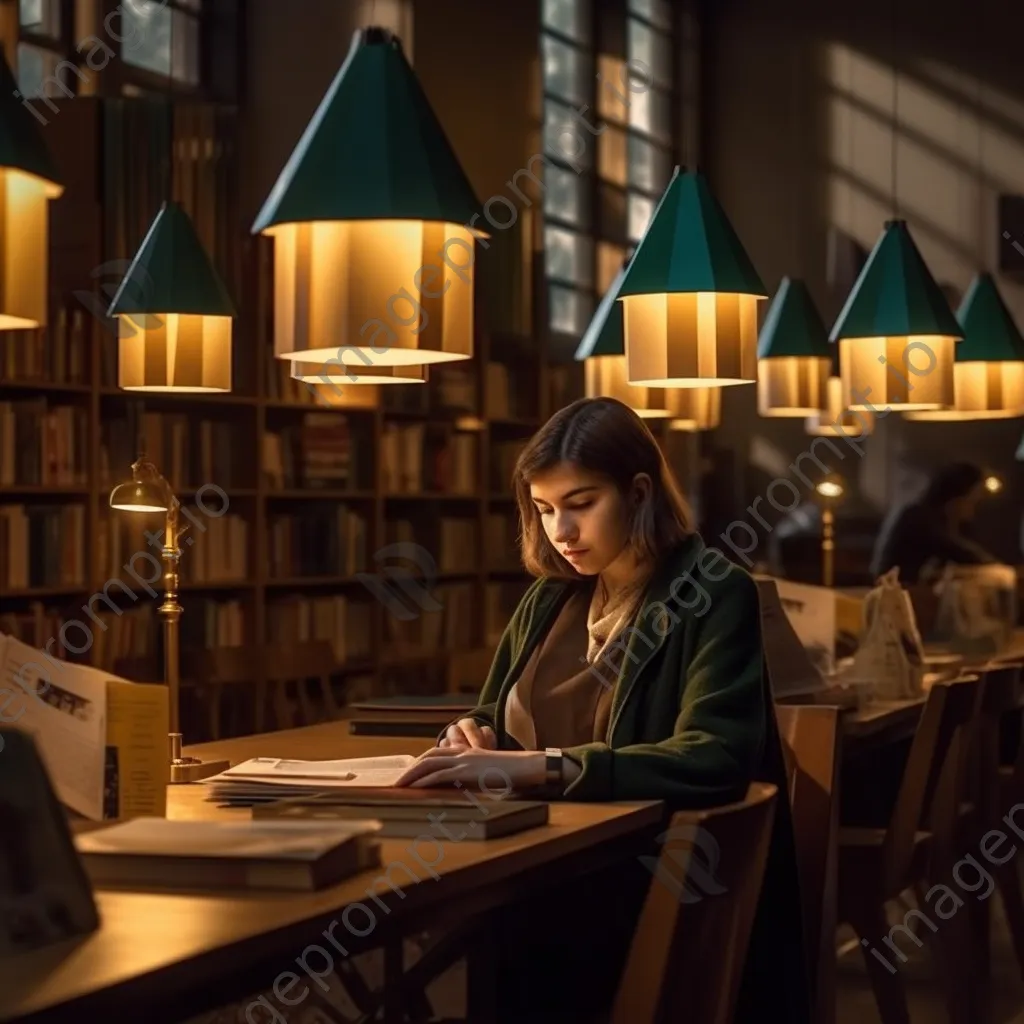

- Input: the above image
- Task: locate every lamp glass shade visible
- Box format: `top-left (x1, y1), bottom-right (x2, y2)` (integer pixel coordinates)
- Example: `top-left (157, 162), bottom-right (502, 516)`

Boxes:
top-left (905, 273), bottom-right (1024, 421)
top-left (268, 219), bottom-right (474, 367)
top-left (757, 277), bottom-right (832, 416)
top-left (667, 387), bottom-right (722, 432)
top-left (0, 53), bottom-right (63, 330)
top-left (617, 168), bottom-right (766, 387)
top-left (291, 359), bottom-right (429, 386)
top-left (583, 354), bottom-right (673, 418)
top-left (109, 479), bottom-right (168, 513)
top-left (805, 376), bottom-right (874, 438)
top-left (252, 28), bottom-right (482, 368)
top-left (108, 201), bottom-right (235, 393)
top-left (830, 220), bottom-right (961, 411)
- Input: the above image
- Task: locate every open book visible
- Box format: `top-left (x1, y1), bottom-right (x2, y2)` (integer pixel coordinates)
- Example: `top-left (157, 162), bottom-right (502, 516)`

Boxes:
top-left (201, 755), bottom-right (419, 806)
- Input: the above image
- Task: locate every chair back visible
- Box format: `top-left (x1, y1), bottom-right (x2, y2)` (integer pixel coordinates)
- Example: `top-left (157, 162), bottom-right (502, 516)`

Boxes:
top-left (883, 675), bottom-right (980, 889)
top-left (610, 782), bottom-right (778, 1024)
top-left (775, 704), bottom-right (842, 1024)
top-left (975, 663), bottom-right (1022, 823)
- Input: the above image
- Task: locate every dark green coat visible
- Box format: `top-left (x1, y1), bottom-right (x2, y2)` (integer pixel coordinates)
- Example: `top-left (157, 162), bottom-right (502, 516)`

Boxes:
top-left (464, 533), bottom-right (813, 1024)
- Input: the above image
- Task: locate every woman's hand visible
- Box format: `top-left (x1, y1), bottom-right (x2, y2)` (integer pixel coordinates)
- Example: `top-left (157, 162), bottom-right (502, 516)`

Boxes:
top-left (395, 747), bottom-right (546, 790)
top-left (438, 718), bottom-right (497, 750)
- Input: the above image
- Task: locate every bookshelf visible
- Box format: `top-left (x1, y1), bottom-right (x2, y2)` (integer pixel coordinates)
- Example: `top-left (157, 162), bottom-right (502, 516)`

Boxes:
top-left (0, 97), bottom-right (551, 733)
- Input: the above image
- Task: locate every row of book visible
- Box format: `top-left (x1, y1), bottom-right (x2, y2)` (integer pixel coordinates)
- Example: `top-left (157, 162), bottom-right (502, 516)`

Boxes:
top-left (381, 422), bottom-right (478, 494)
top-left (383, 580), bottom-right (477, 652)
top-left (384, 516), bottom-right (481, 575)
top-left (101, 413), bottom-right (250, 491)
top-left (265, 594), bottom-right (374, 665)
top-left (263, 414), bottom-right (356, 491)
top-left (0, 308), bottom-right (91, 386)
top-left (0, 400), bottom-right (90, 487)
top-left (267, 505), bottom-right (368, 579)
top-left (490, 439), bottom-right (528, 494)
top-left (0, 504), bottom-right (88, 591)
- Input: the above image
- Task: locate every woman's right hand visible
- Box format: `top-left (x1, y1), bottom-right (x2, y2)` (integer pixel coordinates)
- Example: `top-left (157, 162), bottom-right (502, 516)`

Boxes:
top-left (439, 718), bottom-right (497, 750)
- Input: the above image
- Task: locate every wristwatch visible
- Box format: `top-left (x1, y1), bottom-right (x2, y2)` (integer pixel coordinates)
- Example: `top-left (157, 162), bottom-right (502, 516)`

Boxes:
top-left (544, 747), bottom-right (564, 793)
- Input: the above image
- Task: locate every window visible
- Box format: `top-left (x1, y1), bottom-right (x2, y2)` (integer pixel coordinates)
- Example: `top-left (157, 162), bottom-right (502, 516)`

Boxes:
top-left (121, 0), bottom-right (202, 87)
top-left (16, 0), bottom-right (66, 100)
top-left (540, 0), bottom-right (680, 339)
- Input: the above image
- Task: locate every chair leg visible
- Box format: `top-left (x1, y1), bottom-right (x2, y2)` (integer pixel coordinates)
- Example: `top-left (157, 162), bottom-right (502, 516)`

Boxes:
top-left (847, 900), bottom-right (911, 1024)
top-left (994, 858), bottom-right (1024, 980)
top-left (914, 882), bottom-right (973, 1024)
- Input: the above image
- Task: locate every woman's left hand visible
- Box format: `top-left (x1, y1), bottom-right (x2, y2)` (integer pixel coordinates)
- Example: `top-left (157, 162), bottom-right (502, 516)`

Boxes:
top-left (394, 747), bottom-right (546, 790)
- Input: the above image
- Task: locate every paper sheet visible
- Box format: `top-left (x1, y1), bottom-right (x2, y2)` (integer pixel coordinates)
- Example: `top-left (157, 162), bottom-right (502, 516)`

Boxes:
top-left (0, 634), bottom-right (107, 820)
top-left (207, 755), bottom-right (418, 790)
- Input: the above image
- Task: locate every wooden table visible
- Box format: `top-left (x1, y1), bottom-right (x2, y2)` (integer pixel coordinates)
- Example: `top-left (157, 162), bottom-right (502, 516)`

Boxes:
top-left (0, 725), bottom-right (662, 1024)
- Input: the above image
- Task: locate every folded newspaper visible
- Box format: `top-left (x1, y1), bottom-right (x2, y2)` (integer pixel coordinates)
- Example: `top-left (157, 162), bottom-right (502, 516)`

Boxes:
top-left (201, 755), bottom-right (419, 805)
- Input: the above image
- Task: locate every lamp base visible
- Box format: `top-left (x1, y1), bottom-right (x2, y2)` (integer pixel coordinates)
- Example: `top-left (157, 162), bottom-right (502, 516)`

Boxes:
top-left (168, 731), bottom-right (228, 784)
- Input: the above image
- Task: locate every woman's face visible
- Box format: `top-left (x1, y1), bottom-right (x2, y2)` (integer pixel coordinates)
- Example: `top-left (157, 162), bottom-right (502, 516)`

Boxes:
top-left (529, 461), bottom-right (645, 576)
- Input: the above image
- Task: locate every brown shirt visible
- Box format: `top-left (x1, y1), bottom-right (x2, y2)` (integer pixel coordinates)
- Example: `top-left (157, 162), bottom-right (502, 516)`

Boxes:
top-left (504, 589), bottom-right (615, 750)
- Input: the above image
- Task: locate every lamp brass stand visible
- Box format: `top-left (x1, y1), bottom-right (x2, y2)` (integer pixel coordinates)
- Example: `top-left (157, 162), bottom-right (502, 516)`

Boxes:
top-left (110, 456), bottom-right (229, 784)
top-left (821, 506), bottom-right (835, 588)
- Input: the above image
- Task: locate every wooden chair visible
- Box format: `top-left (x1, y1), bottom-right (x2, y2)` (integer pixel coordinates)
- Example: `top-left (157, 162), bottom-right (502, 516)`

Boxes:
top-left (837, 674), bottom-right (981, 1024)
top-left (776, 704), bottom-right (843, 1024)
top-left (609, 782), bottom-right (779, 1024)
top-left (191, 641), bottom-right (341, 739)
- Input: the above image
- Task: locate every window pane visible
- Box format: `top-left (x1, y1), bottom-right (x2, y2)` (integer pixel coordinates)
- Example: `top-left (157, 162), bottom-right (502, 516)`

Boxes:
top-left (628, 19), bottom-right (672, 89)
top-left (628, 0), bottom-right (673, 30)
top-left (16, 42), bottom-right (65, 100)
top-left (628, 193), bottom-right (655, 242)
top-left (544, 100), bottom-right (593, 170)
top-left (122, 0), bottom-right (173, 77)
top-left (598, 126), bottom-right (627, 188)
top-left (597, 242), bottom-right (627, 293)
top-left (171, 10), bottom-right (200, 85)
top-left (543, 164), bottom-right (588, 227)
top-left (545, 226), bottom-right (593, 287)
top-left (542, 0), bottom-right (588, 44)
top-left (628, 135), bottom-right (672, 193)
top-left (542, 35), bottom-right (586, 105)
top-left (628, 85), bottom-right (672, 143)
top-left (549, 285), bottom-right (593, 336)
top-left (19, 0), bottom-right (59, 37)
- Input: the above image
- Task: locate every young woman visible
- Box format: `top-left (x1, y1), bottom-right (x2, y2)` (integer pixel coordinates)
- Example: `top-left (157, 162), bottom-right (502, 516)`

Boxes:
top-left (395, 397), bottom-right (811, 1024)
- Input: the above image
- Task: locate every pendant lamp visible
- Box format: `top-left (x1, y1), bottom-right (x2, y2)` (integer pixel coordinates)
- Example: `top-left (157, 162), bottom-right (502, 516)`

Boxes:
top-left (0, 53), bottom-right (64, 329)
top-left (805, 375), bottom-right (874, 438)
top-left (904, 273), bottom-right (1024, 421)
top-left (108, 201), bottom-right (235, 392)
top-left (616, 167), bottom-right (766, 388)
top-left (575, 256), bottom-right (720, 427)
top-left (252, 27), bottom-right (483, 376)
top-left (829, 220), bottom-right (961, 412)
top-left (757, 277), bottom-right (832, 416)
top-left (667, 387), bottom-right (722, 432)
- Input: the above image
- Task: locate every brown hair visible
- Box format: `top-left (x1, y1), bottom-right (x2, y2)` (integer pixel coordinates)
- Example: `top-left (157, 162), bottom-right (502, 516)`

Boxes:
top-left (512, 397), bottom-right (696, 579)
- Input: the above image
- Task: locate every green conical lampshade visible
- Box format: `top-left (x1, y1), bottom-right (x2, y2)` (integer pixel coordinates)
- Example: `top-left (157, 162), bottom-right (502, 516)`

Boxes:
top-left (617, 167), bottom-right (765, 388)
top-left (906, 273), bottom-right (1024, 422)
top-left (575, 260), bottom-right (629, 361)
top-left (830, 219), bottom-right (961, 412)
top-left (757, 277), bottom-right (832, 417)
top-left (253, 27), bottom-right (483, 372)
top-left (0, 52), bottom-right (64, 330)
top-left (109, 201), bottom-right (235, 393)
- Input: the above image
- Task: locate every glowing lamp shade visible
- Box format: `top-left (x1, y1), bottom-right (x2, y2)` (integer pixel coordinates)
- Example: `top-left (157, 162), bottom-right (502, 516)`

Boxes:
top-left (904, 273), bottom-right (1024, 422)
top-left (292, 360), bottom-right (428, 387)
top-left (830, 219), bottom-right (961, 411)
top-left (617, 168), bottom-right (766, 388)
top-left (252, 28), bottom-right (483, 370)
top-left (805, 376), bottom-right (874, 438)
top-left (108, 202), bottom-right (235, 393)
top-left (667, 387), bottom-right (722, 432)
top-left (757, 278), bottom-right (832, 416)
top-left (0, 53), bottom-right (64, 329)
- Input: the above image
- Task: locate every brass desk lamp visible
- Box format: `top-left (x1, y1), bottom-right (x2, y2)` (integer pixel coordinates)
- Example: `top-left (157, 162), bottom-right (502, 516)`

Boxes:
top-left (109, 456), bottom-right (229, 784)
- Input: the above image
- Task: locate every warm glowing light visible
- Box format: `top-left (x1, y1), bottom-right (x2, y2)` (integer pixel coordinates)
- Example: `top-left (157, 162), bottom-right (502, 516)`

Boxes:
top-left (805, 376), bottom-right (874, 437)
top-left (268, 219), bottom-right (474, 367)
top-left (622, 292), bottom-right (760, 387)
top-left (667, 388), bottom-right (722, 432)
top-left (985, 475), bottom-right (1003, 494)
top-left (840, 335), bottom-right (956, 411)
top-left (758, 356), bottom-right (832, 417)
top-left (117, 313), bottom-right (232, 392)
top-left (584, 355), bottom-right (672, 418)
top-left (816, 478), bottom-right (845, 499)
top-left (0, 169), bottom-right (62, 329)
top-left (903, 362), bottom-right (1024, 421)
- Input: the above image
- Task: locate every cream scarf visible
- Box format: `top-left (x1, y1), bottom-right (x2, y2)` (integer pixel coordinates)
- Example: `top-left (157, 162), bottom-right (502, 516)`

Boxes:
top-left (586, 569), bottom-right (650, 665)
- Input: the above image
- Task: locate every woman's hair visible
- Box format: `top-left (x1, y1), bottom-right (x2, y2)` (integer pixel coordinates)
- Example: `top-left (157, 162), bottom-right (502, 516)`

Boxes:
top-left (512, 397), bottom-right (695, 578)
top-left (920, 461), bottom-right (984, 507)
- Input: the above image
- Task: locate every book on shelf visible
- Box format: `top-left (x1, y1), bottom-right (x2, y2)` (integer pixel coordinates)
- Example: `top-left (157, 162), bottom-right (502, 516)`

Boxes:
top-left (383, 581), bottom-right (475, 650)
top-left (266, 594), bottom-right (373, 664)
top-left (267, 504), bottom-right (367, 578)
top-left (262, 412), bottom-right (356, 491)
top-left (0, 504), bottom-right (86, 590)
top-left (73, 817), bottom-right (382, 892)
top-left (0, 307), bottom-right (89, 386)
top-left (384, 515), bottom-right (480, 575)
top-left (381, 422), bottom-right (478, 494)
top-left (256, 795), bottom-right (550, 840)
top-left (489, 439), bottom-right (527, 493)
top-left (0, 399), bottom-right (89, 486)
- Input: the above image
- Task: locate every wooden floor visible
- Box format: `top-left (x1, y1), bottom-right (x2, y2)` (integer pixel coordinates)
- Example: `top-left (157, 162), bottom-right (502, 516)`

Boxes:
top-left (837, 898), bottom-right (1024, 1022)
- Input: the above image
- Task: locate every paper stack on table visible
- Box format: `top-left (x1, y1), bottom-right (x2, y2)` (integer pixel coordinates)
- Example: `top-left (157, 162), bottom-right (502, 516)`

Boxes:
top-left (202, 754), bottom-right (418, 806)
